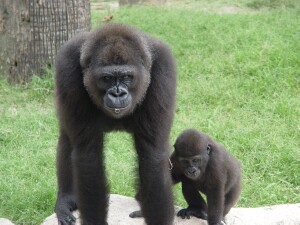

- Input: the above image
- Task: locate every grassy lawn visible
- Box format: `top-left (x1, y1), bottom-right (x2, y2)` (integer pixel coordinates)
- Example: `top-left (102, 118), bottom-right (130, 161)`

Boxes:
top-left (0, 0), bottom-right (299, 224)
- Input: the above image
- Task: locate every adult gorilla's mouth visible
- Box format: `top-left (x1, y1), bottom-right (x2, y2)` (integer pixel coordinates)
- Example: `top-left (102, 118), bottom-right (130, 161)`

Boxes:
top-left (103, 93), bottom-right (133, 118)
top-left (104, 93), bottom-right (132, 109)
top-left (106, 98), bottom-right (130, 108)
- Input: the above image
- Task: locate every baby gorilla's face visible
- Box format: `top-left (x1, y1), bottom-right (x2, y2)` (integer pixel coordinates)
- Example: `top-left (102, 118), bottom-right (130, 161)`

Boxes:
top-left (178, 155), bottom-right (202, 180)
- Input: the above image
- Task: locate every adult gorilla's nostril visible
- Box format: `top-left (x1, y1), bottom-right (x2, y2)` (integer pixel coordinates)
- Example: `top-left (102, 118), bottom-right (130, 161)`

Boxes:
top-left (113, 87), bottom-right (128, 97)
top-left (108, 86), bottom-right (128, 98)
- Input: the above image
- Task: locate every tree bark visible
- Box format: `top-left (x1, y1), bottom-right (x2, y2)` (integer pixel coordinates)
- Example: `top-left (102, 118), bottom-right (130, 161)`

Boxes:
top-left (0, 0), bottom-right (91, 82)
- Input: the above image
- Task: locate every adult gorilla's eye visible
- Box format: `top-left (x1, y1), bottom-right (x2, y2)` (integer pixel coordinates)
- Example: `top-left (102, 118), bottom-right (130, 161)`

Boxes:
top-left (192, 158), bottom-right (200, 163)
top-left (103, 75), bottom-right (112, 82)
top-left (121, 75), bottom-right (134, 86)
top-left (122, 74), bottom-right (133, 80)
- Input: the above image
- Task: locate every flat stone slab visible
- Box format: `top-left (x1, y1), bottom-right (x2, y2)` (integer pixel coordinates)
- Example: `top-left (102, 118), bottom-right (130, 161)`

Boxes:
top-left (2, 194), bottom-right (299, 225)
top-left (226, 203), bottom-right (300, 225)
top-left (0, 219), bottom-right (14, 225)
top-left (42, 194), bottom-right (300, 225)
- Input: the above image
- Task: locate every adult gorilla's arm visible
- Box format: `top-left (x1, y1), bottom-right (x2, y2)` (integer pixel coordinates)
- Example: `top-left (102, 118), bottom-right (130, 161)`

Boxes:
top-left (132, 38), bottom-right (176, 225)
top-left (55, 32), bottom-right (109, 225)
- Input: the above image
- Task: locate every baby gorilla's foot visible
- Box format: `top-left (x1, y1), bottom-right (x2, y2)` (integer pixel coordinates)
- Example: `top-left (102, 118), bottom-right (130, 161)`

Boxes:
top-left (177, 206), bottom-right (207, 220)
top-left (129, 210), bottom-right (143, 218)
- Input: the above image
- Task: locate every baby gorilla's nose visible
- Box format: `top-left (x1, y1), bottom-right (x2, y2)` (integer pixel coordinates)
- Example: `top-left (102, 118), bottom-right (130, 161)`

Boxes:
top-left (187, 167), bottom-right (197, 175)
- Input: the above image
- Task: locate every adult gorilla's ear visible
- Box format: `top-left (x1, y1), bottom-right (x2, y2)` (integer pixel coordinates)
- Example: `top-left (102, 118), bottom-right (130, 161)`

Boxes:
top-left (80, 37), bottom-right (98, 70)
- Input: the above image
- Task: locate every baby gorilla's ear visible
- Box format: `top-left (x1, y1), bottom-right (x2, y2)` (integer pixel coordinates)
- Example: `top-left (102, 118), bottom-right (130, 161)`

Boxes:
top-left (207, 144), bottom-right (211, 155)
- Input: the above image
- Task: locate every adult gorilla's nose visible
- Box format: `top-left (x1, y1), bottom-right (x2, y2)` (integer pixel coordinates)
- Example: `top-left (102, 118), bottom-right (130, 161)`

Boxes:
top-left (108, 86), bottom-right (128, 99)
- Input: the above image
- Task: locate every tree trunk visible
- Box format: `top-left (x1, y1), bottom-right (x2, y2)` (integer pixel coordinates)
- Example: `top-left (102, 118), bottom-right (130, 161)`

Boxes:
top-left (119, 0), bottom-right (167, 6)
top-left (0, 0), bottom-right (91, 82)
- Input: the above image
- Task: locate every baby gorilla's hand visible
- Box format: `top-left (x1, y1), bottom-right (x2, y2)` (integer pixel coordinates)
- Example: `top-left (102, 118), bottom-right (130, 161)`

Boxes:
top-left (177, 206), bottom-right (207, 220)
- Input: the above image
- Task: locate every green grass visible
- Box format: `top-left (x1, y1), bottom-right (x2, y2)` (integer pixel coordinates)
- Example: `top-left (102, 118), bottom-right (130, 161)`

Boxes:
top-left (1, 1), bottom-right (300, 224)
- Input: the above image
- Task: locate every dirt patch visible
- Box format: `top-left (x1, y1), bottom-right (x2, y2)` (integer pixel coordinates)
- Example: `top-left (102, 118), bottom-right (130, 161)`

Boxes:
top-left (167, 1), bottom-right (256, 14)
top-left (91, 1), bottom-right (257, 14)
top-left (217, 6), bottom-right (246, 14)
top-left (91, 2), bottom-right (119, 11)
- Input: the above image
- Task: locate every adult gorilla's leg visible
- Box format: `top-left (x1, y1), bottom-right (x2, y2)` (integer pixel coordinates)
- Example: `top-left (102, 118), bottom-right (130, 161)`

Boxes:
top-left (72, 132), bottom-right (108, 225)
top-left (55, 131), bottom-right (77, 224)
top-left (135, 137), bottom-right (174, 225)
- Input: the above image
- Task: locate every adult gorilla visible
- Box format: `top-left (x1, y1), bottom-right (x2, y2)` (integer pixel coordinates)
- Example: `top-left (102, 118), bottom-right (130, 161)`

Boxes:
top-left (54, 23), bottom-right (177, 225)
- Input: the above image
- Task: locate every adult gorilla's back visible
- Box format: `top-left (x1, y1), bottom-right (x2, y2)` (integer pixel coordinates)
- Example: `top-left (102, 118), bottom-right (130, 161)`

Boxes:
top-left (54, 23), bottom-right (177, 225)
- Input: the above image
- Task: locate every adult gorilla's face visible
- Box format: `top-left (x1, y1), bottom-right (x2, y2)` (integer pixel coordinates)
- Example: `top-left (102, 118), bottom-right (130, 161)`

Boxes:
top-left (101, 65), bottom-right (134, 113)
top-left (84, 64), bottom-right (144, 118)
top-left (81, 31), bottom-right (151, 118)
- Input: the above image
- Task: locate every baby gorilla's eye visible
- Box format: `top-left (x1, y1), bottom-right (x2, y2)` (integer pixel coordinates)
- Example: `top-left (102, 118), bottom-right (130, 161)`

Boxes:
top-left (180, 160), bottom-right (189, 165)
top-left (192, 159), bottom-right (200, 163)
top-left (207, 144), bottom-right (211, 151)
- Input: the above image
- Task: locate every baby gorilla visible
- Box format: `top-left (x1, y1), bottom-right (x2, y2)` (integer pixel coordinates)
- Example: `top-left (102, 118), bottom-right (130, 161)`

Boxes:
top-left (172, 129), bottom-right (241, 225)
top-left (130, 129), bottom-right (241, 225)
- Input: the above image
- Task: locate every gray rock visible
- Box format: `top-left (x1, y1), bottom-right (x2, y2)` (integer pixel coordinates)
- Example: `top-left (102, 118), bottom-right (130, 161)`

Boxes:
top-left (226, 203), bottom-right (300, 225)
top-left (0, 218), bottom-right (14, 225)
top-left (41, 194), bottom-right (300, 225)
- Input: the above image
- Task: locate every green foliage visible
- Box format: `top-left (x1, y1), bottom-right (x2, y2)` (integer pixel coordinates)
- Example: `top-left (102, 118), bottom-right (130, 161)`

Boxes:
top-left (0, 75), bottom-right (57, 224)
top-left (1, 1), bottom-right (299, 223)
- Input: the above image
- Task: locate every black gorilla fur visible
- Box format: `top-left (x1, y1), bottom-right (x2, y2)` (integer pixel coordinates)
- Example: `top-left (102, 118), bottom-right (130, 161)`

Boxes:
top-left (130, 129), bottom-right (241, 225)
top-left (54, 23), bottom-right (177, 225)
